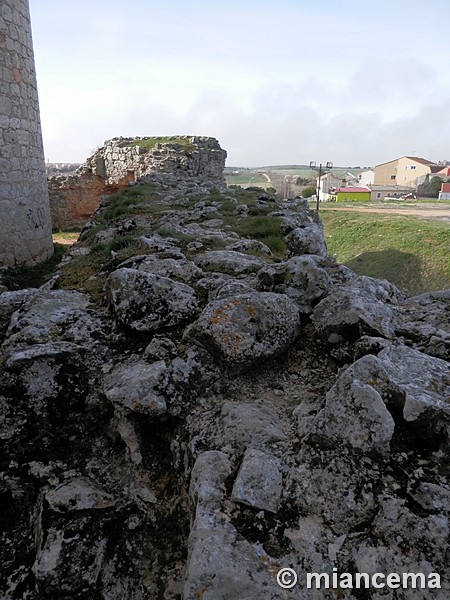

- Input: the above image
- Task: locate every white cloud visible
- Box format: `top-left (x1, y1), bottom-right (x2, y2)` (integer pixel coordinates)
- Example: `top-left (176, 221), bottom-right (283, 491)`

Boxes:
top-left (31, 0), bottom-right (450, 166)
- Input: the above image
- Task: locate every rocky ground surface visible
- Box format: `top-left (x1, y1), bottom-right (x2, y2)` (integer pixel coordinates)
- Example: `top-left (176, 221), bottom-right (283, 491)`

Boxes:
top-left (1, 163), bottom-right (449, 599)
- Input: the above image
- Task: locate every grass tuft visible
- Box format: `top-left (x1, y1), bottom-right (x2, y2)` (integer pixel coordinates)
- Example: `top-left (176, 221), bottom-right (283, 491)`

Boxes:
top-left (127, 136), bottom-right (196, 152)
top-left (99, 184), bottom-right (160, 222)
top-left (58, 236), bottom-right (146, 305)
top-left (236, 216), bottom-right (286, 256)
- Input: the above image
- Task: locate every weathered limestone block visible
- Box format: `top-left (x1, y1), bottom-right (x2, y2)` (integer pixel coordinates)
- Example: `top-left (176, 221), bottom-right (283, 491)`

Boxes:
top-left (277, 198), bottom-right (318, 228)
top-left (353, 542), bottom-right (448, 599)
top-left (219, 402), bottom-right (287, 452)
top-left (143, 335), bottom-right (177, 361)
top-left (312, 275), bottom-right (403, 343)
top-left (0, 288), bottom-right (41, 340)
top-left (166, 222), bottom-right (239, 246)
top-left (2, 289), bottom-right (98, 350)
top-left (212, 280), bottom-right (256, 301)
top-left (395, 289), bottom-right (450, 359)
top-left (376, 345), bottom-right (450, 430)
top-left (311, 355), bottom-right (396, 455)
top-left (285, 223), bottom-right (328, 257)
top-left (45, 478), bottom-right (116, 513)
top-left (184, 451), bottom-right (282, 600)
top-left (33, 527), bottom-right (107, 596)
top-left (257, 255), bottom-right (332, 313)
top-left (362, 496), bottom-right (450, 593)
top-left (276, 199), bottom-right (328, 257)
top-left (137, 255), bottom-right (204, 284)
top-left (226, 239), bottom-right (273, 256)
top-left (161, 346), bottom-right (219, 416)
top-left (288, 448), bottom-right (377, 534)
top-left (411, 481), bottom-right (450, 513)
top-left (103, 357), bottom-right (167, 417)
top-left (311, 345), bottom-right (450, 452)
top-left (189, 451), bottom-right (232, 510)
top-left (231, 448), bottom-right (283, 513)
top-left (283, 255), bottom-right (332, 309)
top-left (194, 267), bottom-right (258, 300)
top-left (106, 268), bottom-right (199, 331)
top-left (4, 342), bottom-right (88, 420)
top-left (188, 291), bottom-right (301, 371)
top-left (193, 250), bottom-right (266, 276)
top-left (0, 291), bottom-right (103, 415)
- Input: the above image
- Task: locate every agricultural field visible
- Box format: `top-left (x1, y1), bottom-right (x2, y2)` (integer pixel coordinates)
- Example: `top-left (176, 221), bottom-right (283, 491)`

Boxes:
top-left (266, 166), bottom-right (363, 179)
top-left (224, 172), bottom-right (269, 187)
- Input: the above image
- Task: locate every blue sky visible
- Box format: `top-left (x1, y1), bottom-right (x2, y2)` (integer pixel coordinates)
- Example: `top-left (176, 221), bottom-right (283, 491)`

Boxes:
top-left (30, 0), bottom-right (450, 166)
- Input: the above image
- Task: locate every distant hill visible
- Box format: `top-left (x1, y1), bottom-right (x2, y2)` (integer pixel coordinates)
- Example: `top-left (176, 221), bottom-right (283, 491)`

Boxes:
top-left (225, 165), bottom-right (372, 171)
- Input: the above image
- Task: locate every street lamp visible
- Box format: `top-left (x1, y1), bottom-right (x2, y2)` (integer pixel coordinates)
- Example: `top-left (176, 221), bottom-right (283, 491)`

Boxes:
top-left (310, 161), bottom-right (333, 211)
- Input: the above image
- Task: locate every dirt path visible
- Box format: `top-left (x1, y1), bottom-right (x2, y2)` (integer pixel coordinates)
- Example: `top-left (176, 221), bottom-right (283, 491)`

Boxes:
top-left (320, 205), bottom-right (450, 220)
top-left (53, 232), bottom-right (80, 246)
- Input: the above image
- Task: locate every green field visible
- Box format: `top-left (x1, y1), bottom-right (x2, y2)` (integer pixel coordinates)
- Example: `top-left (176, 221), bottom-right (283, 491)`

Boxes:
top-left (224, 173), bottom-right (268, 187)
top-left (321, 210), bottom-right (450, 296)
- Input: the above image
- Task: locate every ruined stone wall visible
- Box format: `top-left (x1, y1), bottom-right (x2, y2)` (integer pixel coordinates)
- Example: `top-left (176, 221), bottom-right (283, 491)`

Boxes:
top-left (87, 136), bottom-right (227, 186)
top-left (0, 0), bottom-right (53, 266)
top-left (48, 172), bottom-right (134, 231)
top-left (48, 136), bottom-right (227, 230)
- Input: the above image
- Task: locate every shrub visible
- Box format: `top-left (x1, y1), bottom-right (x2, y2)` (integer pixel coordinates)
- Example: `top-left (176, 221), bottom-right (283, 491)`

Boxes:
top-left (237, 216), bottom-right (286, 256)
top-left (302, 186), bottom-right (316, 198)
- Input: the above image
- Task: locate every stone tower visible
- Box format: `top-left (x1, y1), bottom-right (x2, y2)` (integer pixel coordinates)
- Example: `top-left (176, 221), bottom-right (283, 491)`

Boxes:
top-left (0, 0), bottom-right (53, 267)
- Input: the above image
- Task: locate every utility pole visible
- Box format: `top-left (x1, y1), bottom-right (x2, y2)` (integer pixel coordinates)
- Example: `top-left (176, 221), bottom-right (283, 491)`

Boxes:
top-left (310, 161), bottom-right (333, 211)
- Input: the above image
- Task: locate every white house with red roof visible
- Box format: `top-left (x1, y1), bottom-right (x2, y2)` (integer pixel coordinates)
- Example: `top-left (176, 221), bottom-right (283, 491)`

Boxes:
top-left (439, 182), bottom-right (450, 200)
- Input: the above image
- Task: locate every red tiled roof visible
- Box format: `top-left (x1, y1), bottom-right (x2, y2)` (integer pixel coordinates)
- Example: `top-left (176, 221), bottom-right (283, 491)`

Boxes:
top-left (375, 156), bottom-right (437, 168)
top-left (437, 167), bottom-right (450, 176)
top-left (405, 156), bottom-right (436, 166)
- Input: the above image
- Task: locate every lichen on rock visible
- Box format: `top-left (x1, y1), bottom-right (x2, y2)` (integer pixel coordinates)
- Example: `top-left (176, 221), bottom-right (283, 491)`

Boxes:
top-left (188, 291), bottom-right (301, 372)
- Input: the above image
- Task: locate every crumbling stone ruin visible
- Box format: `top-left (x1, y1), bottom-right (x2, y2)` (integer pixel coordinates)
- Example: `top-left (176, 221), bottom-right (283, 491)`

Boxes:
top-left (1, 138), bottom-right (449, 599)
top-left (0, 0), bottom-right (53, 266)
top-left (48, 136), bottom-right (227, 230)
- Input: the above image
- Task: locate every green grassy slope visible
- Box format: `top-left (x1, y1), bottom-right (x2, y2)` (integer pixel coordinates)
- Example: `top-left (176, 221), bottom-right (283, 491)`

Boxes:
top-left (321, 210), bottom-right (450, 296)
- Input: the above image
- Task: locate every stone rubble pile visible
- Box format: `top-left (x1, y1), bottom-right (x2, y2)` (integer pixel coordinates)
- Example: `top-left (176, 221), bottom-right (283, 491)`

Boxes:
top-left (1, 149), bottom-right (449, 599)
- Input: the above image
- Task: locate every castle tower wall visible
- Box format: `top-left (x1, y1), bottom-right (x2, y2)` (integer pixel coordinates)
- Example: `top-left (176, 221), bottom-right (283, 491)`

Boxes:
top-left (0, 0), bottom-right (53, 266)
